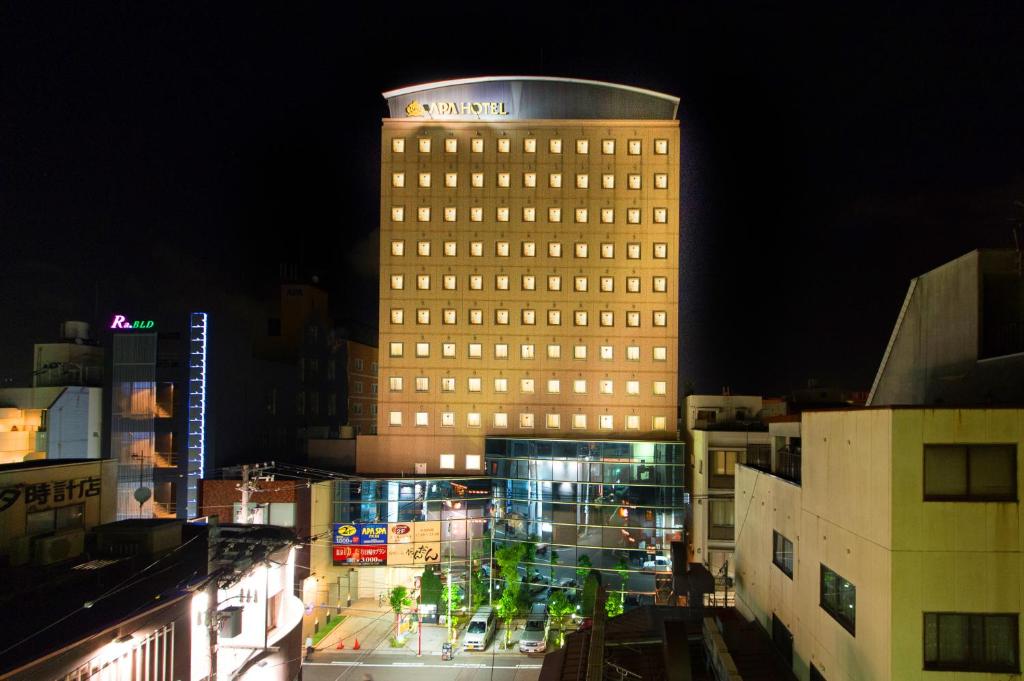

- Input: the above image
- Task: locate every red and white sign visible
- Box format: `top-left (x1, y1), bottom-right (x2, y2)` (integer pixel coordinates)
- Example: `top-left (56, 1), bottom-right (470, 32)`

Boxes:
top-left (333, 545), bottom-right (387, 565)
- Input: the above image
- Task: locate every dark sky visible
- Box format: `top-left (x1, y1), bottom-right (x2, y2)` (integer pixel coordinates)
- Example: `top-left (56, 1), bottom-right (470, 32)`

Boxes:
top-left (2, 3), bottom-right (1022, 395)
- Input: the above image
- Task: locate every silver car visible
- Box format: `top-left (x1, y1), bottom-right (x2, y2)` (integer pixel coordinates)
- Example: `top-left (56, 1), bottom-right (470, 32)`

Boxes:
top-left (519, 603), bottom-right (548, 653)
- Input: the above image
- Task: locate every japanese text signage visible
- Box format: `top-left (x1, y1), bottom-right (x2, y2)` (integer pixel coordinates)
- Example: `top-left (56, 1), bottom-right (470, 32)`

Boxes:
top-left (0, 476), bottom-right (101, 512)
top-left (332, 521), bottom-right (444, 566)
top-left (333, 545), bottom-right (387, 565)
top-left (332, 523), bottom-right (388, 546)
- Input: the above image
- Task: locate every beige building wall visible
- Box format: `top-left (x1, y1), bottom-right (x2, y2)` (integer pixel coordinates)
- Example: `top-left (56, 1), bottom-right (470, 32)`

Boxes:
top-left (346, 340), bottom-right (378, 435)
top-left (369, 120), bottom-right (679, 475)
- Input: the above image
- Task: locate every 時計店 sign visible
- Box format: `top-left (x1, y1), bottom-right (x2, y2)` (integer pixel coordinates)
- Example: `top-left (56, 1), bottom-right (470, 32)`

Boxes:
top-left (0, 475), bottom-right (101, 512)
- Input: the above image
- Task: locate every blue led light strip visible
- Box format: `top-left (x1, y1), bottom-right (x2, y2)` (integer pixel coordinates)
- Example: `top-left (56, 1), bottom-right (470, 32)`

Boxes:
top-left (186, 312), bottom-right (208, 517)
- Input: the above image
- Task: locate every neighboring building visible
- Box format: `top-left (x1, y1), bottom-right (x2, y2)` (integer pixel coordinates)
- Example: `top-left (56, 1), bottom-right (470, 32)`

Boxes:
top-left (869, 249), bottom-right (1024, 405)
top-left (0, 386), bottom-right (103, 463)
top-left (32, 321), bottom-right (104, 388)
top-left (734, 406), bottom-right (1024, 681)
top-left (346, 340), bottom-right (378, 436)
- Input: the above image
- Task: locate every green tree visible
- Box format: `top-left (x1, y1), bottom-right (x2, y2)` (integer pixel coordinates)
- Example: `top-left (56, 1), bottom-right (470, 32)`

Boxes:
top-left (471, 565), bottom-right (487, 611)
top-left (605, 592), bottom-right (624, 618)
top-left (388, 586), bottom-right (412, 637)
top-left (420, 569), bottom-right (442, 607)
top-left (494, 543), bottom-right (526, 600)
top-left (547, 590), bottom-right (575, 646)
top-left (575, 554), bottom-right (592, 595)
top-left (548, 549), bottom-right (559, 585)
top-left (496, 588), bottom-right (518, 649)
top-left (440, 584), bottom-right (464, 622)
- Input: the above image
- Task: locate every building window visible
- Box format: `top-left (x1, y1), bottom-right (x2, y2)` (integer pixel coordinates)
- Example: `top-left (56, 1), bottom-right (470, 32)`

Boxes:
top-left (444, 206), bottom-right (457, 222)
top-left (418, 138), bottom-right (431, 153)
top-left (820, 565), bottom-right (856, 635)
top-left (415, 412), bottom-right (429, 427)
top-left (520, 413), bottom-right (535, 429)
top-left (924, 613), bottom-right (1019, 673)
top-left (524, 137), bottom-right (537, 153)
top-left (602, 139), bottom-right (615, 154)
top-left (522, 275), bottom-right (536, 291)
top-left (440, 454), bottom-right (455, 469)
top-left (392, 172), bottom-right (405, 188)
top-left (493, 413), bottom-right (508, 429)
top-left (467, 412), bottom-right (482, 428)
top-left (653, 276), bottom-right (668, 293)
top-left (626, 380), bottom-right (640, 396)
top-left (524, 172), bottom-right (537, 188)
top-left (470, 207), bottom-right (483, 222)
top-left (653, 346), bottom-right (668, 361)
top-left (443, 274), bottom-right (456, 290)
top-left (470, 241), bottom-right (484, 256)
top-left (653, 381), bottom-right (667, 396)
top-left (924, 444), bottom-right (1017, 501)
top-left (627, 242), bottom-right (641, 259)
top-left (600, 345), bottom-right (613, 360)
top-left (572, 413), bottom-right (587, 430)
top-left (523, 206), bottom-right (536, 221)
top-left (654, 173), bottom-right (668, 189)
top-left (497, 206), bottom-right (510, 222)
top-left (653, 208), bottom-right (668, 223)
top-left (415, 342), bottom-right (429, 358)
top-left (468, 376), bottom-right (482, 392)
top-left (626, 345), bottom-right (640, 361)
top-left (522, 241), bottom-right (536, 257)
top-left (600, 379), bottom-right (613, 395)
top-left (709, 498), bottom-right (734, 540)
top-left (549, 173), bottom-right (562, 188)
top-left (547, 379), bottom-right (561, 394)
top-left (521, 344), bottom-right (535, 359)
top-left (418, 172), bottom-right (431, 188)
top-left (389, 411), bottom-right (402, 427)
top-left (443, 309), bottom-right (456, 325)
top-left (496, 241), bottom-right (510, 257)
top-left (574, 310), bottom-right (588, 326)
top-left (390, 274), bottom-right (404, 290)
top-left (627, 174), bottom-right (641, 190)
top-left (548, 275), bottom-right (562, 291)
top-left (573, 344), bottom-right (587, 360)
top-left (654, 242), bottom-right (668, 258)
top-left (548, 207), bottom-right (562, 223)
top-left (627, 208), bottom-right (641, 224)
top-left (354, 381), bottom-right (363, 394)
top-left (471, 138), bottom-right (484, 153)
top-left (441, 412), bottom-right (455, 427)
top-left (522, 309), bottom-right (536, 325)
top-left (445, 172), bottom-right (457, 188)
top-left (576, 139), bottom-right (589, 154)
top-left (470, 275), bottom-right (483, 291)
top-left (495, 308), bottom-right (510, 324)
top-left (466, 454), bottom-right (483, 469)
top-left (521, 378), bottom-right (535, 393)
top-left (772, 614), bottom-right (794, 667)
top-left (389, 342), bottom-right (403, 358)
top-left (496, 275), bottom-right (510, 290)
top-left (417, 206), bottom-right (430, 222)
top-left (495, 344), bottom-right (509, 359)
top-left (409, 376), bottom-right (427, 393)
top-left (773, 531), bottom-right (794, 578)
top-left (547, 310), bottom-right (561, 326)
top-left (626, 311), bottom-right (641, 327)
top-left (444, 241), bottom-right (457, 256)
top-left (416, 274), bottom-right (430, 290)
top-left (599, 414), bottom-right (613, 430)
top-left (390, 308), bottom-right (404, 324)
top-left (575, 208), bottom-right (588, 223)
top-left (468, 343), bottom-right (482, 358)
top-left (497, 138), bottom-right (510, 153)
top-left (472, 172), bottom-right (484, 187)
top-left (653, 415), bottom-right (668, 430)
top-left (392, 138), bottom-right (405, 153)
top-left (549, 138), bottom-right (562, 154)
top-left (601, 208), bottom-right (614, 224)
top-left (625, 414), bottom-right (640, 430)
top-left (575, 276), bottom-right (588, 292)
top-left (576, 174), bottom-right (589, 189)
top-left (602, 173), bottom-right (615, 189)
top-left (498, 172), bottom-right (510, 187)
top-left (391, 206), bottom-right (405, 222)
top-left (653, 311), bottom-right (668, 327)
top-left (548, 242), bottom-right (562, 257)
top-left (416, 309), bottom-right (430, 325)
top-left (442, 343), bottom-right (456, 359)
top-left (573, 379), bottom-right (587, 394)
top-left (416, 240), bottom-right (430, 257)
top-left (600, 311), bottom-right (614, 327)
top-left (627, 139), bottom-right (641, 155)
top-left (547, 344), bottom-right (561, 359)
top-left (654, 139), bottom-right (668, 154)
top-left (389, 376), bottom-right (403, 392)
top-left (391, 240), bottom-right (405, 256)
top-left (494, 377), bottom-right (509, 392)
top-left (441, 377), bottom-right (455, 392)
top-left (546, 413), bottom-right (561, 429)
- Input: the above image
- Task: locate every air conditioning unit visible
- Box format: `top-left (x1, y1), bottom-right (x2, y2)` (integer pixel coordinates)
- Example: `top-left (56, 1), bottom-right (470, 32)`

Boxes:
top-left (34, 528), bottom-right (85, 566)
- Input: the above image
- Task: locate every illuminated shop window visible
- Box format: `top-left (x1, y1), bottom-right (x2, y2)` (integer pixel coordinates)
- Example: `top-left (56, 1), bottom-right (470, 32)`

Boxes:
top-left (471, 241), bottom-right (483, 256)
top-left (654, 139), bottom-right (669, 154)
top-left (549, 138), bottom-right (562, 154)
top-left (547, 309), bottom-right (562, 325)
top-left (417, 207), bottom-right (431, 222)
top-left (576, 139), bottom-right (589, 154)
top-left (495, 344), bottom-right (509, 359)
top-left (524, 172), bottom-right (537, 188)
top-left (444, 207), bottom-right (456, 222)
top-left (652, 416), bottom-right (668, 430)
top-left (628, 139), bottom-right (641, 155)
top-left (627, 208), bottom-right (641, 224)
top-left (574, 310), bottom-right (588, 326)
top-left (467, 412), bottom-right (482, 428)
top-left (626, 415), bottom-right (640, 430)
top-left (472, 172), bottom-right (484, 188)
top-left (548, 275), bottom-right (562, 291)
top-left (653, 381), bottom-right (668, 396)
top-left (441, 412), bottom-right (455, 427)
top-left (521, 344), bottom-right (535, 359)
top-left (391, 240), bottom-right (405, 256)
top-left (439, 453), bottom-right (455, 469)
top-left (497, 206), bottom-right (510, 222)
top-left (468, 377), bottom-right (482, 392)
top-left (602, 139), bottom-right (615, 154)
top-left (548, 207), bottom-right (562, 222)
top-left (443, 275), bottom-right (456, 290)
top-left (653, 346), bottom-right (668, 361)
top-left (391, 207), bottom-right (405, 222)
top-left (495, 309), bottom-right (510, 325)
top-left (470, 207), bottom-right (483, 222)
top-left (416, 274), bottom-right (430, 290)
top-left (575, 208), bottom-right (588, 223)
top-left (600, 379), bottom-right (614, 395)
top-left (522, 309), bottom-right (536, 325)
top-left (602, 174), bottom-right (615, 189)
top-left (470, 275), bottom-right (483, 291)
top-left (549, 173), bottom-right (562, 188)
top-left (392, 138), bottom-right (405, 153)
top-left (497, 138), bottom-right (510, 153)
top-left (419, 172), bottom-right (431, 188)
top-left (442, 343), bottom-right (456, 358)
top-left (389, 411), bottom-right (402, 426)
top-left (390, 274), bottom-right (404, 290)
top-left (417, 240), bottom-right (430, 256)
top-left (494, 377), bottom-right (509, 392)
top-left (523, 207), bottom-right (536, 222)
top-left (496, 275), bottom-right (510, 290)
top-left (572, 413), bottom-right (587, 430)
top-left (654, 173), bottom-right (668, 189)
top-left (627, 243), bottom-right (641, 259)
top-left (547, 344), bottom-right (561, 359)
top-left (498, 172), bottom-right (510, 188)
top-left (445, 138), bottom-right (458, 153)
top-left (573, 379), bottom-right (587, 394)
top-left (493, 413), bottom-right (509, 429)
top-left (653, 208), bottom-right (668, 223)
top-left (653, 277), bottom-right (668, 293)
top-left (390, 308), bottom-right (404, 324)
top-left (415, 412), bottom-right (429, 427)
top-left (389, 376), bottom-right (403, 391)
top-left (522, 275), bottom-right (536, 290)
top-left (626, 345), bottom-right (640, 361)
top-left (521, 377), bottom-right (535, 393)
top-left (576, 174), bottom-right (589, 189)
top-left (468, 343), bottom-right (482, 358)
top-left (522, 241), bottom-right (536, 257)
top-left (524, 137), bottom-right (537, 153)
top-left (415, 376), bottom-right (429, 392)
top-left (441, 377), bottom-right (455, 392)
top-left (627, 277), bottom-right (641, 293)
top-left (444, 241), bottom-right (457, 256)
top-left (471, 138), bottom-right (484, 153)
top-left (418, 138), bottom-right (431, 153)
top-left (496, 241), bottom-right (510, 257)
top-left (415, 342), bottom-right (429, 358)
top-left (548, 242), bottom-right (562, 257)
top-left (416, 309), bottom-right (430, 325)
top-left (392, 172), bottom-right (405, 188)
top-left (574, 276), bottom-right (588, 292)
top-left (600, 311), bottom-right (614, 327)
top-left (469, 309), bottom-right (483, 324)
top-left (600, 277), bottom-right (614, 292)
top-left (574, 344), bottom-right (587, 360)
top-left (626, 311), bottom-right (641, 327)
top-left (520, 413), bottom-right (535, 428)
top-left (601, 208), bottom-right (615, 224)
top-left (626, 380), bottom-right (640, 396)
top-left (546, 413), bottom-right (561, 429)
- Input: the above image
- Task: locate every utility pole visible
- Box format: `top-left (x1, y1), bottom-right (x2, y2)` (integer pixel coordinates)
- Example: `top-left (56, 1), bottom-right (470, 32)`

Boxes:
top-left (239, 464), bottom-right (250, 523)
top-left (237, 462), bottom-right (274, 524)
top-left (206, 518), bottom-right (220, 681)
top-left (446, 520), bottom-right (453, 643)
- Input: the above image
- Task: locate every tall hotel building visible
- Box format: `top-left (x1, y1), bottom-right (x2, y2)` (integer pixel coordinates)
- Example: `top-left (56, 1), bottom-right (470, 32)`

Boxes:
top-left (360, 77), bottom-right (682, 476)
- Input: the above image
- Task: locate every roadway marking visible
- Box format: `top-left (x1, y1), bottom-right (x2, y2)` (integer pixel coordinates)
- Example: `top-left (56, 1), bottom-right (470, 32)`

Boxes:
top-left (305, 661), bottom-right (542, 670)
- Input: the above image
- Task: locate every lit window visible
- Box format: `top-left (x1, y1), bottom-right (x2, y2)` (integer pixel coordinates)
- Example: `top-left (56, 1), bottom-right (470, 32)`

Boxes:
top-left (520, 413), bottom-right (535, 428)
top-left (444, 138), bottom-right (457, 153)
top-left (496, 241), bottom-right (510, 257)
top-left (653, 276), bottom-right (668, 292)
top-left (523, 206), bottom-right (536, 222)
top-left (415, 412), bottom-right (429, 427)
top-left (467, 412), bottom-right (482, 427)
top-left (416, 274), bottom-right (430, 290)
top-left (600, 345), bottom-right (613, 360)
top-left (549, 173), bottom-right (562, 188)
top-left (575, 208), bottom-right (588, 223)
top-left (652, 415), bottom-right (668, 430)
top-left (472, 172), bottom-right (484, 187)
top-left (416, 309), bottom-right (430, 325)
top-left (627, 208), bottom-right (641, 224)
top-left (497, 172), bottom-right (510, 187)
top-left (441, 412), bottom-right (455, 427)
top-left (497, 138), bottom-right (510, 153)
top-left (573, 379), bottom-right (587, 394)
top-left (627, 345), bottom-right (640, 361)
top-left (522, 309), bottom-right (536, 325)
top-left (572, 345), bottom-right (587, 360)
top-left (601, 208), bottom-right (615, 224)
top-left (522, 241), bottom-right (536, 257)
top-left (546, 413), bottom-right (561, 429)
top-left (392, 138), bottom-right (405, 153)
top-left (391, 206), bottom-right (405, 222)
top-left (444, 207), bottom-right (456, 222)
top-left (521, 344), bottom-right (535, 359)
top-left (522, 275), bottom-right (536, 290)
top-left (627, 381), bottom-right (640, 396)
top-left (443, 309), bottom-right (456, 325)
top-left (653, 346), bottom-right (668, 361)
top-left (574, 310), bottom-right (588, 326)
top-left (415, 376), bottom-right (429, 392)
top-left (548, 275), bottom-right (562, 291)
top-left (471, 138), bottom-right (484, 153)
top-left (441, 377), bottom-right (455, 392)
top-left (493, 413), bottom-right (509, 429)
top-left (495, 309), bottom-right (510, 324)
top-left (626, 311), bottom-right (641, 327)
top-left (389, 376), bottom-right (404, 391)
top-left (549, 138), bottom-right (562, 154)
top-left (654, 139), bottom-right (668, 154)
top-left (574, 242), bottom-right (588, 258)
top-left (442, 343), bottom-right (456, 358)
top-left (390, 274), bottom-right (404, 290)
top-left (600, 310), bottom-right (614, 327)
top-left (654, 173), bottom-right (668, 189)
top-left (576, 174), bottom-right (589, 189)
top-left (574, 276), bottom-right (588, 292)
top-left (627, 243), bottom-right (641, 259)
top-left (599, 414), bottom-right (613, 430)
top-left (471, 241), bottom-right (484, 256)
top-left (600, 277), bottom-right (614, 292)
top-left (548, 207), bottom-right (562, 222)
top-left (443, 241), bottom-right (457, 256)
top-left (520, 378), bottom-right (535, 393)
top-left (602, 139), bottom-right (615, 154)
top-left (524, 172), bottom-right (537, 188)
top-left (628, 139), bottom-right (641, 155)
top-left (547, 344), bottom-right (561, 359)
top-left (392, 172), bottom-right (405, 187)
top-left (418, 172), bottom-right (431, 188)
top-left (468, 377), bottom-right (482, 392)
top-left (415, 342), bottom-right (429, 358)
top-left (389, 411), bottom-right (403, 426)
top-left (495, 344), bottom-right (509, 359)
top-left (391, 240), bottom-right (405, 256)
top-left (497, 206), bottom-right (510, 222)
top-left (443, 274), bottom-right (456, 290)
top-left (524, 137), bottom-right (537, 153)
top-left (439, 453), bottom-right (455, 469)
top-left (417, 206), bottom-right (431, 222)
top-left (602, 174), bottom-right (615, 189)
top-left (496, 275), bottom-right (510, 290)
top-left (469, 309), bottom-right (483, 324)
top-left (470, 206), bottom-right (483, 222)
top-left (653, 311), bottom-right (668, 327)
top-left (548, 242), bottom-right (562, 257)
top-left (653, 381), bottom-right (668, 396)
top-left (547, 309), bottom-right (562, 326)
top-left (653, 208), bottom-right (668, 223)
top-left (626, 415), bottom-right (640, 430)
top-left (576, 139), bottom-right (589, 154)
top-left (654, 242), bottom-right (668, 258)
top-left (600, 379), bottom-right (613, 395)
top-left (494, 377), bottom-right (509, 392)
top-left (470, 275), bottom-right (483, 290)
top-left (418, 138), bottom-right (431, 153)
top-left (468, 343), bottom-right (482, 358)
top-left (572, 413), bottom-right (587, 430)
top-left (627, 277), bottom-right (641, 292)
top-left (417, 241), bottom-right (431, 257)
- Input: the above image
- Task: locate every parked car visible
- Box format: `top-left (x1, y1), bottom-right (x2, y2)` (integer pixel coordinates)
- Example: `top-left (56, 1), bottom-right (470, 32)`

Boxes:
top-left (463, 606), bottom-right (496, 651)
top-left (519, 603), bottom-right (548, 653)
top-left (641, 556), bottom-right (672, 572)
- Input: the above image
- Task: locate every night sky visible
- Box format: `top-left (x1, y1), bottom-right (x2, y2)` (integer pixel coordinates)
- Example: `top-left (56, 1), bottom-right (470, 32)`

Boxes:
top-left (2, 3), bottom-right (1022, 395)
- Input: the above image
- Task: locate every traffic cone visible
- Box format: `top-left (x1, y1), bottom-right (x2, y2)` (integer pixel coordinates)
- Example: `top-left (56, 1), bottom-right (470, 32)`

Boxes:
top-left (336, 640), bottom-right (345, 650)
top-left (353, 638), bottom-right (361, 650)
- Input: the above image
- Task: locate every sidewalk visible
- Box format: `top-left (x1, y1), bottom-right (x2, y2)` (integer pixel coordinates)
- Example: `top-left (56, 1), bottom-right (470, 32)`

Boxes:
top-left (313, 597), bottom-right (394, 652)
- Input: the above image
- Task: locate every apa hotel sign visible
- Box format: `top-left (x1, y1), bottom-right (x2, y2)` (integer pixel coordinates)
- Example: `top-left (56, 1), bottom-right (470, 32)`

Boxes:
top-left (405, 99), bottom-right (509, 118)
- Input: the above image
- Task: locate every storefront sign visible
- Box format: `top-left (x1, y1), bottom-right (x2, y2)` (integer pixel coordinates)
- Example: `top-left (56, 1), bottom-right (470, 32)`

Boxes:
top-left (405, 99), bottom-right (508, 118)
top-left (386, 542), bottom-right (441, 566)
top-left (110, 315), bottom-right (155, 330)
top-left (388, 522), bottom-right (414, 544)
top-left (333, 545), bottom-right (387, 565)
top-left (414, 520), bottom-right (441, 543)
top-left (332, 523), bottom-right (388, 545)
top-left (0, 475), bottom-right (101, 512)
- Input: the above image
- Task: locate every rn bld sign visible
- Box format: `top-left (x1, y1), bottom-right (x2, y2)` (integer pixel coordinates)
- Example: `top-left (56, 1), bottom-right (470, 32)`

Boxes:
top-left (110, 315), bottom-right (155, 330)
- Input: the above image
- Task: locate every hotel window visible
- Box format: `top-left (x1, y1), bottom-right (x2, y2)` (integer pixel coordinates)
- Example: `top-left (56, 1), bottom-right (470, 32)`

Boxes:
top-left (575, 242), bottom-right (589, 258)
top-left (390, 306), bottom-right (404, 324)
top-left (654, 139), bottom-right (668, 154)
top-left (575, 276), bottom-right (589, 292)
top-left (495, 344), bottom-right (509, 359)
top-left (472, 172), bottom-right (484, 188)
top-left (548, 242), bottom-right (562, 257)
top-left (444, 207), bottom-right (456, 222)
top-left (653, 276), bottom-right (668, 293)
top-left (470, 207), bottom-right (483, 222)
top-left (441, 412), bottom-right (455, 427)
top-left (496, 275), bottom-right (510, 290)
top-left (494, 377), bottom-right (509, 392)
top-left (497, 138), bottom-right (510, 153)
top-left (601, 208), bottom-right (615, 224)
top-left (599, 414), bottom-right (613, 430)
top-left (653, 311), bottom-right (668, 326)
top-left (627, 277), bottom-right (641, 292)
top-left (654, 173), bottom-right (668, 189)
top-left (521, 344), bottom-right (535, 359)
top-left (415, 412), bottom-right (429, 427)
top-left (389, 411), bottom-right (402, 426)
top-left (521, 378), bottom-right (535, 393)
top-left (445, 172), bottom-right (458, 187)
top-left (415, 342), bottom-right (429, 358)
top-left (602, 139), bottom-right (615, 154)
top-left (467, 412), bottom-right (482, 428)
top-left (522, 241), bottom-right (536, 257)
top-left (468, 377), bottom-right (482, 392)
top-left (627, 345), bottom-right (640, 361)
top-left (547, 309), bottom-right (562, 325)
top-left (443, 241), bottom-right (457, 256)
top-left (468, 343), bottom-right (482, 358)
top-left (820, 565), bottom-right (856, 635)
top-left (546, 413), bottom-right (561, 429)
top-left (627, 139), bottom-right (641, 155)
top-left (392, 172), bottom-right (405, 188)
top-left (626, 414), bottom-right (640, 430)
top-left (549, 138), bottom-right (562, 153)
top-left (600, 277), bottom-right (614, 293)
top-left (547, 344), bottom-right (561, 359)
top-left (574, 310), bottom-right (588, 326)
top-left (416, 274), bottom-right (430, 290)
top-left (443, 309), bottom-right (456, 324)
top-left (924, 613), bottom-right (1019, 673)
top-left (471, 241), bottom-right (484, 256)
top-left (416, 309), bottom-right (430, 325)
top-left (522, 275), bottom-right (536, 290)
top-left (654, 242), bottom-right (668, 258)
top-left (497, 172), bottom-right (511, 187)
top-left (493, 413), bottom-right (509, 429)
top-left (626, 311), bottom-right (641, 327)
top-left (923, 444), bottom-right (1017, 501)
top-left (418, 172), bottom-right (431, 188)
top-left (471, 138), bottom-right (484, 153)
top-left (442, 343), bottom-right (456, 358)
top-left (415, 376), bottom-right (429, 392)
top-left (495, 309), bottom-right (510, 325)
top-left (392, 138), bottom-right (405, 153)
top-left (576, 174), bottom-right (589, 189)
top-left (548, 275), bottom-right (562, 291)
top-left (653, 208), bottom-right (668, 223)
top-left (418, 138), bottom-right (431, 153)
top-left (627, 242), bottom-right (641, 259)
top-left (773, 531), bottom-right (794, 578)
top-left (389, 342), bottom-right (404, 358)
top-left (653, 346), bottom-right (668, 361)
top-left (523, 206), bottom-right (536, 222)
top-left (417, 206), bottom-right (431, 222)
top-left (496, 241), bottom-right (510, 257)
top-left (547, 379), bottom-right (561, 394)
top-left (653, 381), bottom-right (668, 396)
top-left (627, 174), bottom-right (641, 190)
top-left (389, 376), bottom-right (404, 392)
top-left (602, 174), bottom-right (615, 189)
top-left (573, 344), bottom-right (587, 360)
top-left (573, 379), bottom-right (587, 394)
top-left (653, 415), bottom-right (668, 430)
top-left (600, 345), bottom-right (613, 360)
top-left (520, 413), bottom-right (535, 428)
top-left (524, 137), bottom-right (537, 153)
top-left (576, 139), bottom-right (589, 154)
top-left (572, 413), bottom-right (587, 430)
top-left (626, 380), bottom-right (640, 396)
top-left (548, 207), bottom-right (562, 222)
top-left (496, 206), bottom-right (509, 221)
top-left (600, 243), bottom-right (614, 259)
top-left (524, 172), bottom-right (537, 188)
top-left (439, 453), bottom-right (455, 469)
top-left (391, 207), bottom-right (405, 222)
top-left (469, 275), bottom-right (483, 290)
top-left (391, 240), bottom-right (405, 257)
top-left (600, 311), bottom-right (614, 327)
top-left (522, 309), bottom-right (536, 325)
top-left (549, 173), bottom-right (562, 188)
top-left (575, 208), bottom-right (588, 223)
top-left (441, 377), bottom-right (455, 392)
top-left (600, 379), bottom-right (614, 395)
top-left (469, 309), bottom-right (483, 324)
top-left (627, 208), bottom-right (641, 224)
top-left (417, 240), bottom-right (430, 256)
top-left (443, 274), bottom-right (456, 290)
top-left (445, 137), bottom-right (457, 153)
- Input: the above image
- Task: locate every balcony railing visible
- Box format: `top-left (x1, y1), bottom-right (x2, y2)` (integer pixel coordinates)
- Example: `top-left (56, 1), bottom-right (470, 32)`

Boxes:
top-left (776, 447), bottom-right (802, 484)
top-left (152, 501), bottom-right (177, 518)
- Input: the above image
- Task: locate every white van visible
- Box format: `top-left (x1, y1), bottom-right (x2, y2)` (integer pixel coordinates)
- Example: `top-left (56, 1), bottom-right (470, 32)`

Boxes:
top-left (464, 606), bottom-right (496, 651)
top-left (519, 603), bottom-right (548, 653)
